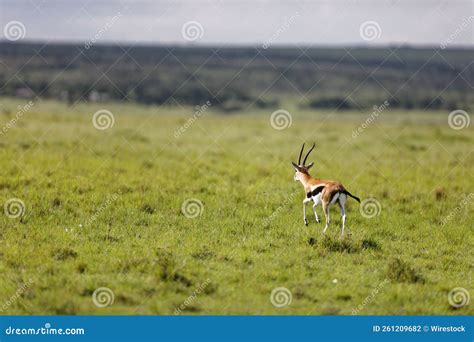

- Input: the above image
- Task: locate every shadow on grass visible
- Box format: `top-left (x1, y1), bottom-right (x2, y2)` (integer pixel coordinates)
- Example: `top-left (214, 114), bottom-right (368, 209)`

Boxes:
top-left (307, 236), bottom-right (381, 254)
top-left (386, 257), bottom-right (424, 284)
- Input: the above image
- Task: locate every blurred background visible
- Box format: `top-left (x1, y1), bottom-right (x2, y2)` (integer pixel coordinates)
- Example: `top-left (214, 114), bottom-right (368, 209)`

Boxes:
top-left (0, 0), bottom-right (473, 112)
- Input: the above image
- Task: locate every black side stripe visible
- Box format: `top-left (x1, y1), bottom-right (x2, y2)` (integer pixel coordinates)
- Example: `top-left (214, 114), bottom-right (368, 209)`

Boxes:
top-left (307, 185), bottom-right (325, 198)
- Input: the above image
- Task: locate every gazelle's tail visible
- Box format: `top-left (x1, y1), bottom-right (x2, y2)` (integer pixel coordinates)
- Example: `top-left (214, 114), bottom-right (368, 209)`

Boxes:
top-left (344, 190), bottom-right (360, 203)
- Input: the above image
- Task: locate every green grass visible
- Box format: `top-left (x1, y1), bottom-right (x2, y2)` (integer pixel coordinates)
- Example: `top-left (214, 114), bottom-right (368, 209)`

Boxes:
top-left (0, 97), bottom-right (472, 315)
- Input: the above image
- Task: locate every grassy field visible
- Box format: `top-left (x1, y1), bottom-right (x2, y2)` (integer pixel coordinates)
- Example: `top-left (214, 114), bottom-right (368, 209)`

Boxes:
top-left (0, 97), bottom-right (472, 315)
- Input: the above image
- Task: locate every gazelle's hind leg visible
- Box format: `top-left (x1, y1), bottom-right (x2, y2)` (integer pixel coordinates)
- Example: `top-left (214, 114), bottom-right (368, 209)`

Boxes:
top-left (338, 193), bottom-right (347, 236)
top-left (312, 195), bottom-right (321, 223)
top-left (322, 201), bottom-right (330, 234)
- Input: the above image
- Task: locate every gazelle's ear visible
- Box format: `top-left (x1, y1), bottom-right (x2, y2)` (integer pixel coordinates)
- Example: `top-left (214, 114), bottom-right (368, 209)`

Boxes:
top-left (306, 162), bottom-right (314, 169)
top-left (291, 161), bottom-right (300, 170)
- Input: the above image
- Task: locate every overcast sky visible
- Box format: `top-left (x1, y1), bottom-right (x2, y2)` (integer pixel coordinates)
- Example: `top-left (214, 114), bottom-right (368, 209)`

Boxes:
top-left (0, 0), bottom-right (473, 47)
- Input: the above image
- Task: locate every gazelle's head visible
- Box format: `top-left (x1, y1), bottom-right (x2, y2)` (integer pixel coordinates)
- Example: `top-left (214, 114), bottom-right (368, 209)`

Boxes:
top-left (292, 143), bottom-right (315, 182)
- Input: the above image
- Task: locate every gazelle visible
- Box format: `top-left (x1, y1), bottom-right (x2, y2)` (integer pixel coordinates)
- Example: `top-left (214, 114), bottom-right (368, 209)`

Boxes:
top-left (292, 143), bottom-right (360, 236)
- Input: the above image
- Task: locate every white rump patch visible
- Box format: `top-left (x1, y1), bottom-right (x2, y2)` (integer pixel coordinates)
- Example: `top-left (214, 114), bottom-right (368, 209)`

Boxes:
top-left (330, 192), bottom-right (340, 205)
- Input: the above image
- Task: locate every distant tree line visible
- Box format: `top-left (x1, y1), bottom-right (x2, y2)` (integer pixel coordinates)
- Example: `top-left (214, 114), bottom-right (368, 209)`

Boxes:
top-left (0, 42), bottom-right (472, 112)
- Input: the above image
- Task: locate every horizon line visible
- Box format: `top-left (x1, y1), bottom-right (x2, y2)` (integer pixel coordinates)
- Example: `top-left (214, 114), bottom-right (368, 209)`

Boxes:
top-left (1, 39), bottom-right (473, 51)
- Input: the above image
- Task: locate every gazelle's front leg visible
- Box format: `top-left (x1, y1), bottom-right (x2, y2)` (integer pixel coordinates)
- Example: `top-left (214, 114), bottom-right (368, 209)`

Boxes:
top-left (303, 198), bottom-right (311, 225)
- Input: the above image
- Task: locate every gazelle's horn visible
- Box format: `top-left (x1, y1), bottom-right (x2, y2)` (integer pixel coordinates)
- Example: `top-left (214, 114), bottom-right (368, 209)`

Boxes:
top-left (303, 143), bottom-right (315, 165)
top-left (298, 143), bottom-right (305, 165)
